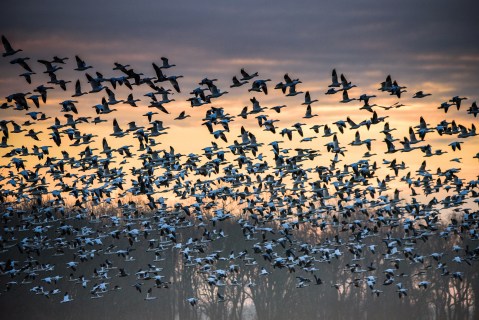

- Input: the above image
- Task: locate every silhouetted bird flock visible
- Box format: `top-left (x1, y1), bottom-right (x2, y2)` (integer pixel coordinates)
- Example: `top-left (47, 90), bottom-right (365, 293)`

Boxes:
top-left (0, 35), bottom-right (478, 306)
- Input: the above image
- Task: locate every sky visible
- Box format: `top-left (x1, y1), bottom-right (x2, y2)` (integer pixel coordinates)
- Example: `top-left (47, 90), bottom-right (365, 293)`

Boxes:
top-left (1, 0), bottom-right (478, 202)
top-left (2, 0), bottom-right (479, 83)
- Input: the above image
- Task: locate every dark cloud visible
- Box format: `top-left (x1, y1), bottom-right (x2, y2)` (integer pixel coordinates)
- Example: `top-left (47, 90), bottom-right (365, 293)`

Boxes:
top-left (1, 0), bottom-right (478, 98)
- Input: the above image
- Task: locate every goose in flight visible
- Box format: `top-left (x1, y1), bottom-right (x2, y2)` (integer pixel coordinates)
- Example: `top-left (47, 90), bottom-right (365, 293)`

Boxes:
top-left (19, 71), bottom-right (35, 84)
top-left (199, 77), bottom-right (218, 87)
top-left (7, 92), bottom-right (31, 109)
top-left (340, 90), bottom-right (356, 103)
top-left (60, 292), bottom-right (73, 303)
top-left (467, 101), bottom-right (478, 117)
top-left (2, 35), bottom-right (22, 57)
top-left (391, 81), bottom-right (407, 98)
top-left (190, 86), bottom-right (208, 101)
top-left (74, 55), bottom-right (93, 71)
top-left (25, 129), bottom-right (42, 140)
top-left (72, 80), bottom-right (88, 97)
top-left (379, 102), bottom-right (406, 110)
top-left (238, 106), bottom-right (248, 119)
top-left (34, 84), bottom-right (54, 103)
top-left (37, 59), bottom-right (63, 74)
top-left (385, 138), bottom-right (398, 154)
top-left (230, 76), bottom-right (248, 88)
top-left (310, 124), bottom-right (324, 133)
top-left (208, 84), bottom-right (228, 99)
top-left (144, 288), bottom-right (157, 300)
top-left (150, 120), bottom-right (170, 133)
top-left (270, 104), bottom-right (287, 113)
top-left (160, 57), bottom-right (175, 69)
top-left (415, 116), bottom-right (434, 140)
top-left (396, 283), bottom-right (408, 298)
top-left (111, 119), bottom-right (127, 138)
top-left (286, 84), bottom-right (303, 97)
top-left (283, 73), bottom-right (301, 88)
top-left (349, 131), bottom-right (375, 151)
top-left (322, 124), bottom-right (336, 137)
top-left (168, 75), bottom-right (183, 93)
top-left (10, 57), bottom-right (33, 72)
top-left (300, 136), bottom-right (316, 143)
top-left (260, 267), bottom-right (269, 276)
top-left (379, 74), bottom-right (394, 92)
top-left (125, 93), bottom-right (140, 107)
top-left (302, 91), bottom-right (318, 105)
top-left (329, 69), bottom-right (340, 87)
top-left (187, 297), bottom-right (198, 306)
top-left (325, 87), bottom-right (342, 95)
top-left (0, 120), bottom-right (11, 137)
top-left (100, 137), bottom-right (115, 156)
top-left (0, 136), bottom-right (12, 148)
top-left (303, 105), bottom-right (318, 119)
top-left (249, 97), bottom-right (266, 114)
top-left (274, 81), bottom-right (287, 93)
top-left (249, 79), bottom-right (271, 95)
top-left (413, 91), bottom-right (431, 98)
top-left (85, 73), bottom-right (106, 93)
top-left (399, 137), bottom-right (418, 153)
top-left (418, 281), bottom-right (431, 289)
top-left (280, 128), bottom-right (295, 141)
top-left (174, 111), bottom-right (191, 120)
top-left (240, 68), bottom-right (258, 81)
top-left (292, 122), bottom-right (306, 137)
top-left (60, 100), bottom-right (79, 114)
top-left (26, 111), bottom-right (44, 120)
top-left (93, 98), bottom-right (116, 114)
top-left (438, 101), bottom-right (454, 113)
top-left (217, 292), bottom-right (226, 302)
top-left (449, 95), bottom-right (467, 110)
top-left (113, 62), bottom-right (129, 71)
top-left (152, 63), bottom-right (167, 82)
top-left (143, 111), bottom-right (158, 123)
top-left (358, 94), bottom-right (376, 105)
top-left (448, 141), bottom-right (463, 151)
top-left (105, 87), bottom-right (124, 105)
top-left (126, 121), bottom-right (144, 132)
top-left (340, 73), bottom-right (356, 90)
top-left (51, 56), bottom-right (69, 64)
top-left (48, 73), bottom-right (71, 91)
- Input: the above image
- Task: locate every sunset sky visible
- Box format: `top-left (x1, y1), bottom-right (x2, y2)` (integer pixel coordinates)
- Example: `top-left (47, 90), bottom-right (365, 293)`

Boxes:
top-left (2, 4), bottom-right (479, 320)
top-left (1, 0), bottom-right (478, 202)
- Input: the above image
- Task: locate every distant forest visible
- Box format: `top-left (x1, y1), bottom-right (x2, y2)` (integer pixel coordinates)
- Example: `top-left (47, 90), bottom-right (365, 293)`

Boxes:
top-left (0, 200), bottom-right (477, 320)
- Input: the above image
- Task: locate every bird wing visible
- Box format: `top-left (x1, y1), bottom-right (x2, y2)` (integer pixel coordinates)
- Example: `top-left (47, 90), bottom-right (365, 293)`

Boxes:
top-left (2, 35), bottom-right (14, 52)
top-left (284, 73), bottom-right (293, 84)
top-left (169, 78), bottom-right (181, 93)
top-left (152, 63), bottom-right (165, 81)
top-left (332, 69), bottom-right (338, 83)
top-left (161, 57), bottom-right (169, 67)
top-left (305, 91), bottom-right (311, 102)
top-left (75, 55), bottom-right (85, 67)
top-left (113, 119), bottom-right (121, 132)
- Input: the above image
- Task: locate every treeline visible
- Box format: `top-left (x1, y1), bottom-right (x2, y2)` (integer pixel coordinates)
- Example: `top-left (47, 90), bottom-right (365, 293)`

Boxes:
top-left (0, 206), bottom-right (477, 320)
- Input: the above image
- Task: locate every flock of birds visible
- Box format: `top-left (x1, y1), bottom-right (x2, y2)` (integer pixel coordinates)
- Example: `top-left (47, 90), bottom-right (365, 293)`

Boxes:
top-left (0, 34), bottom-right (479, 307)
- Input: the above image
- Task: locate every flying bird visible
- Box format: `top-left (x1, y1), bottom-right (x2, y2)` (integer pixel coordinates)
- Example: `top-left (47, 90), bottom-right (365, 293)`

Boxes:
top-left (2, 35), bottom-right (22, 57)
